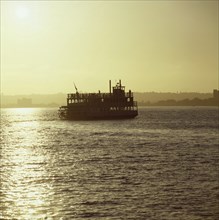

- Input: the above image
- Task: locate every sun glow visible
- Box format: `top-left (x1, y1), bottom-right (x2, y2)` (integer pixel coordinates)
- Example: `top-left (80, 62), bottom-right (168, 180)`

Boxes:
top-left (16, 6), bottom-right (30, 18)
top-left (13, 108), bottom-right (36, 115)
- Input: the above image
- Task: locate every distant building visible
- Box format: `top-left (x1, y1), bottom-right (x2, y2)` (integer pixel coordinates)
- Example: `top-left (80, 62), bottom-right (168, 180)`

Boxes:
top-left (17, 98), bottom-right (32, 107)
top-left (213, 89), bottom-right (219, 100)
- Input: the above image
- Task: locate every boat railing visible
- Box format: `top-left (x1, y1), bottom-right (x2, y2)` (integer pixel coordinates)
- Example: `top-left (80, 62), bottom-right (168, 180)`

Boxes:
top-left (67, 92), bottom-right (133, 100)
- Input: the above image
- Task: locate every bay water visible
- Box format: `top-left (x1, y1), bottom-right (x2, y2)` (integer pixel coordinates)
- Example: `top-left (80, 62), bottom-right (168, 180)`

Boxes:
top-left (0, 107), bottom-right (218, 219)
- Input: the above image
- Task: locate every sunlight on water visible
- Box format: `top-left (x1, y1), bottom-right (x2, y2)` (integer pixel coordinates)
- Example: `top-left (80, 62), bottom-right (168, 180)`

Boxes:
top-left (5, 108), bottom-right (39, 117)
top-left (1, 111), bottom-right (54, 219)
top-left (12, 107), bottom-right (36, 114)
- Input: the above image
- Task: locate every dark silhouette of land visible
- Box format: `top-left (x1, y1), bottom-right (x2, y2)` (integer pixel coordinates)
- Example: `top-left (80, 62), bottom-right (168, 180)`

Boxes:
top-left (139, 97), bottom-right (218, 106)
top-left (138, 90), bottom-right (218, 106)
top-left (0, 93), bottom-right (65, 108)
top-left (0, 90), bottom-right (218, 108)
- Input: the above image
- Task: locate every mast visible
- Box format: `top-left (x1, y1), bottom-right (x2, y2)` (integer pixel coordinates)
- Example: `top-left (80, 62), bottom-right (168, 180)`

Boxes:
top-left (109, 80), bottom-right (111, 94)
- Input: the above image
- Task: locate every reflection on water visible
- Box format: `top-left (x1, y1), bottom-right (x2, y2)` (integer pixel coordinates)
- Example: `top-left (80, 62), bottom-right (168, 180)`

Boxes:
top-left (1, 109), bottom-right (53, 219)
top-left (1, 107), bottom-right (219, 219)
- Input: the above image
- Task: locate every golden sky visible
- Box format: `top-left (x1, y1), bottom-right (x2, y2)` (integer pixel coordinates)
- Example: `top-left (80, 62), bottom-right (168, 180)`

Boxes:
top-left (1, 0), bottom-right (218, 94)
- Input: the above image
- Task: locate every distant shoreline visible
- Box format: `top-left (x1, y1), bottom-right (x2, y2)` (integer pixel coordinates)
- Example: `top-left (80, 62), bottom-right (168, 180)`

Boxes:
top-left (1, 90), bottom-right (218, 108)
top-left (138, 98), bottom-right (218, 107)
top-left (1, 103), bottom-right (218, 108)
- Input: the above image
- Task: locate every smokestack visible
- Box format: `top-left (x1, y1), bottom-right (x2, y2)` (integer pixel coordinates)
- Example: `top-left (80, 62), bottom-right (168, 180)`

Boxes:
top-left (109, 80), bottom-right (111, 94)
top-left (119, 79), bottom-right (121, 87)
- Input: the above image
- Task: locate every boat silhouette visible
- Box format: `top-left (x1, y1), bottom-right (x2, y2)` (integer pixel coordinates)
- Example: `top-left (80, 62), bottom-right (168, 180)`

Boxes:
top-left (58, 80), bottom-right (138, 120)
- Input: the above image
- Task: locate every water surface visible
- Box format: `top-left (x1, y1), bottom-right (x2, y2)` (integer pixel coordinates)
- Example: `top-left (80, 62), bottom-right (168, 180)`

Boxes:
top-left (0, 107), bottom-right (218, 219)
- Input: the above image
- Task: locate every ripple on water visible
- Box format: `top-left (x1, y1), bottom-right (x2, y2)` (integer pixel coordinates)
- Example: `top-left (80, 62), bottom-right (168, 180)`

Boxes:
top-left (0, 107), bottom-right (218, 219)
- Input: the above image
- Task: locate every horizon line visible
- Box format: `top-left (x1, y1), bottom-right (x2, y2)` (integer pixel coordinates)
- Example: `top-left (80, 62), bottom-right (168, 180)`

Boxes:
top-left (0, 90), bottom-right (217, 96)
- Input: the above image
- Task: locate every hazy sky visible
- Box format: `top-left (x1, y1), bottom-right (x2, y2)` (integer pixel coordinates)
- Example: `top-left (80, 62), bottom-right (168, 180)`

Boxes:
top-left (1, 0), bottom-right (218, 94)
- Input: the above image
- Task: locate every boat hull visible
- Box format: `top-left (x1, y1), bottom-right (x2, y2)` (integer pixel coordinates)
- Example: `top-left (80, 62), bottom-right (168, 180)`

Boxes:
top-left (59, 108), bottom-right (138, 120)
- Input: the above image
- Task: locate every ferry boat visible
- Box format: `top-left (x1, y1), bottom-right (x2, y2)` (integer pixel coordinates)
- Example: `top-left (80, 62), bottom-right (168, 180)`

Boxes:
top-left (58, 80), bottom-right (138, 120)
